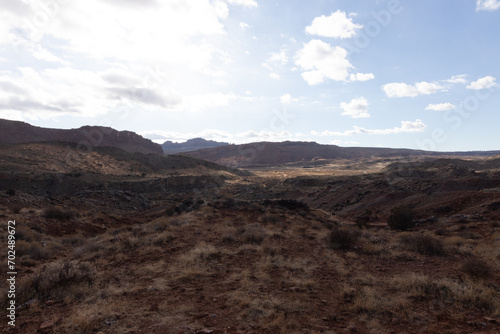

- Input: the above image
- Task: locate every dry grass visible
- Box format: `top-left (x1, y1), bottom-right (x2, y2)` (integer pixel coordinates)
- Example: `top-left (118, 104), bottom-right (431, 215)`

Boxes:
top-left (7, 184), bottom-right (500, 333)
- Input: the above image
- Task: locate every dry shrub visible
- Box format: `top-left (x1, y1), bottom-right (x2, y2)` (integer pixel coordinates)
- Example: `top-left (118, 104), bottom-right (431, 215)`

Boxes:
top-left (392, 274), bottom-right (454, 303)
top-left (152, 231), bottom-right (176, 246)
top-left (18, 260), bottom-right (96, 303)
top-left (62, 302), bottom-right (116, 334)
top-left (16, 240), bottom-right (50, 260)
top-left (43, 207), bottom-right (75, 221)
top-left (461, 257), bottom-right (492, 279)
top-left (399, 233), bottom-right (444, 255)
top-left (261, 213), bottom-right (280, 224)
top-left (73, 238), bottom-right (104, 259)
top-left (150, 219), bottom-right (168, 232)
top-left (392, 273), bottom-right (500, 313)
top-left (387, 205), bottom-right (415, 231)
top-left (61, 236), bottom-right (85, 246)
top-left (120, 235), bottom-right (142, 251)
top-left (328, 226), bottom-right (361, 250)
top-left (239, 224), bottom-right (266, 244)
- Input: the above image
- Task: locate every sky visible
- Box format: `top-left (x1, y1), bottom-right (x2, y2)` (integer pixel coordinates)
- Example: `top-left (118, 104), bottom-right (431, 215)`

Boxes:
top-left (0, 0), bottom-right (499, 151)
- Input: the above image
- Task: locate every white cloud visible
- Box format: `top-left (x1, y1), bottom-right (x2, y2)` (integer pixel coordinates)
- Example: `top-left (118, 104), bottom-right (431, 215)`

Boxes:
top-left (235, 130), bottom-right (292, 142)
top-left (295, 39), bottom-right (352, 85)
top-left (306, 10), bottom-right (363, 39)
top-left (280, 93), bottom-right (298, 104)
top-left (227, 0), bottom-right (258, 8)
top-left (0, 66), bottom-right (185, 121)
top-left (446, 74), bottom-right (468, 84)
top-left (312, 119), bottom-right (427, 136)
top-left (182, 92), bottom-right (259, 111)
top-left (350, 73), bottom-right (375, 82)
top-left (269, 73), bottom-right (280, 80)
top-left (3, 0), bottom-right (228, 68)
top-left (466, 76), bottom-right (497, 89)
top-left (264, 49), bottom-right (288, 80)
top-left (382, 81), bottom-right (444, 98)
top-left (239, 22), bottom-right (250, 30)
top-left (331, 140), bottom-right (360, 146)
top-left (340, 97), bottom-right (370, 118)
top-left (476, 0), bottom-right (500, 11)
top-left (425, 103), bottom-right (456, 111)
top-left (268, 50), bottom-right (288, 65)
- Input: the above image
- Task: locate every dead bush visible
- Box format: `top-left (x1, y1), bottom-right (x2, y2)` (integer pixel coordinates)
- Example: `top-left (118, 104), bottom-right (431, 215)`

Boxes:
top-left (239, 224), bottom-right (266, 244)
top-left (327, 226), bottom-right (361, 250)
top-left (152, 231), bottom-right (176, 246)
top-left (17, 241), bottom-right (50, 260)
top-left (43, 207), bottom-right (75, 221)
top-left (18, 260), bottom-right (96, 303)
top-left (461, 257), bottom-right (492, 279)
top-left (388, 205), bottom-right (416, 231)
top-left (261, 213), bottom-right (280, 224)
top-left (399, 234), bottom-right (444, 255)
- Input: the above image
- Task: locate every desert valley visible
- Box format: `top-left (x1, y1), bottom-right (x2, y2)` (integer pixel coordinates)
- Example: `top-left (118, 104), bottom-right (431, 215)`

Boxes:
top-left (1, 119), bottom-right (500, 334)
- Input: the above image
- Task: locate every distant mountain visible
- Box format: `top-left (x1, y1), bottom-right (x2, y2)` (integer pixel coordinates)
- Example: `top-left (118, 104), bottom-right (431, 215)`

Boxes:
top-left (162, 138), bottom-right (229, 155)
top-left (0, 119), bottom-right (163, 154)
top-left (183, 141), bottom-right (500, 167)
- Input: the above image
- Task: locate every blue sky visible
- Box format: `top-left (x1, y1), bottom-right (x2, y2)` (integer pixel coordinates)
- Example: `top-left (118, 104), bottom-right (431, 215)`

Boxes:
top-left (0, 0), bottom-right (499, 151)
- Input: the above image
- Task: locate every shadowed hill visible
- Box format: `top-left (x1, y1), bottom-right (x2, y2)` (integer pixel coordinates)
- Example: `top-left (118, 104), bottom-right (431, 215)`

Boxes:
top-left (183, 141), bottom-right (500, 167)
top-left (0, 118), bottom-right (162, 154)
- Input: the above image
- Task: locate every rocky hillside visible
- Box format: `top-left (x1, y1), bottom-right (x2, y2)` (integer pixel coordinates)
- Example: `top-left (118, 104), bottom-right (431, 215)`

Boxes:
top-left (0, 119), bottom-right (162, 154)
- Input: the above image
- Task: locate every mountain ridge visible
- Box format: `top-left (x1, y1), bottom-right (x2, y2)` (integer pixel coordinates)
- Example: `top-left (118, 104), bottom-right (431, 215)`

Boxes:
top-left (162, 137), bottom-right (229, 155)
top-left (0, 118), bottom-right (163, 154)
top-left (182, 140), bottom-right (500, 167)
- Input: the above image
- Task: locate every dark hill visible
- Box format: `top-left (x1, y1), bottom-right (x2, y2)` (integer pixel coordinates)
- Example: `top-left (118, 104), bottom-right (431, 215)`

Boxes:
top-left (183, 141), bottom-right (500, 167)
top-left (0, 118), bottom-right (162, 154)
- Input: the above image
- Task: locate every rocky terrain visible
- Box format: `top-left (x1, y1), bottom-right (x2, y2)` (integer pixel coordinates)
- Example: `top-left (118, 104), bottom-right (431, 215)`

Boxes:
top-left (0, 119), bottom-right (162, 154)
top-left (0, 133), bottom-right (499, 333)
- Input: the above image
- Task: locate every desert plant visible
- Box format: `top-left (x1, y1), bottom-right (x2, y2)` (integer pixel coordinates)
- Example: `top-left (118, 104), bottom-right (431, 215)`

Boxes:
top-left (43, 207), bottom-right (75, 221)
top-left (17, 260), bottom-right (96, 303)
top-left (387, 205), bottom-right (415, 231)
top-left (152, 231), bottom-right (176, 246)
top-left (261, 213), bottom-right (280, 224)
top-left (461, 257), bottom-right (492, 279)
top-left (17, 241), bottom-right (50, 260)
top-left (399, 234), bottom-right (444, 255)
top-left (328, 226), bottom-right (361, 250)
top-left (238, 224), bottom-right (266, 244)
top-left (355, 215), bottom-right (370, 229)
